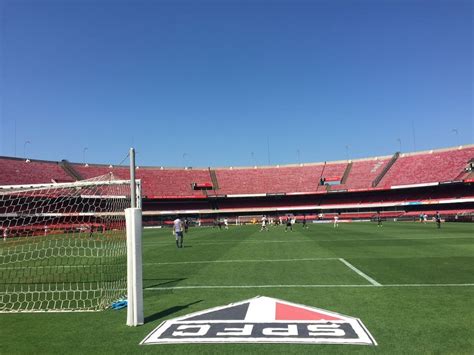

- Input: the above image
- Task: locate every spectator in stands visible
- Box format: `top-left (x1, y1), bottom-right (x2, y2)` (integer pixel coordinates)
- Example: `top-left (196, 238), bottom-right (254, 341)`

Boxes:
top-left (173, 216), bottom-right (184, 248)
top-left (285, 215), bottom-right (293, 232)
top-left (435, 212), bottom-right (441, 229)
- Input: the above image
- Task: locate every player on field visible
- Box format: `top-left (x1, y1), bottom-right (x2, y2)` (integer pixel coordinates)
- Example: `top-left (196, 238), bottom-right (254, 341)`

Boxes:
top-left (302, 215), bottom-right (308, 229)
top-left (184, 217), bottom-right (189, 233)
top-left (435, 211), bottom-right (441, 229)
top-left (224, 217), bottom-right (229, 229)
top-left (173, 217), bottom-right (184, 248)
top-left (333, 214), bottom-right (339, 228)
top-left (213, 218), bottom-right (222, 229)
top-left (260, 215), bottom-right (268, 232)
top-left (376, 212), bottom-right (382, 227)
top-left (285, 215), bottom-right (293, 232)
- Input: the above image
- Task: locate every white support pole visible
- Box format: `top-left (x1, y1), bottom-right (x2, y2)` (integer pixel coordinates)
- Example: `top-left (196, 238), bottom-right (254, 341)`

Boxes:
top-left (126, 207), bottom-right (143, 326)
top-left (130, 148), bottom-right (137, 209)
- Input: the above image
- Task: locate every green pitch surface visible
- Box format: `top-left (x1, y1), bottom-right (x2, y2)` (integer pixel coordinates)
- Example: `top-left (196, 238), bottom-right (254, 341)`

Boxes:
top-left (1, 222), bottom-right (473, 354)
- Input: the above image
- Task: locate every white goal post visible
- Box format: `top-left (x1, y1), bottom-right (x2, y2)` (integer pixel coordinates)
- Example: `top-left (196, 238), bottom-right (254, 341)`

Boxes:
top-left (0, 159), bottom-right (143, 325)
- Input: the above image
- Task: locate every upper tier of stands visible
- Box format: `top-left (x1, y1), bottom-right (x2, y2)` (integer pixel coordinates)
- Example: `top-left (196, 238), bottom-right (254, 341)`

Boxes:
top-left (71, 164), bottom-right (210, 198)
top-left (1, 145), bottom-right (472, 197)
top-left (0, 158), bottom-right (73, 185)
top-left (379, 147), bottom-right (474, 187)
top-left (215, 165), bottom-right (326, 195)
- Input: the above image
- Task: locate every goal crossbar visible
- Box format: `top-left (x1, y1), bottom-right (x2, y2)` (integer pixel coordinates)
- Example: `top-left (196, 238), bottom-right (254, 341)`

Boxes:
top-left (0, 179), bottom-right (134, 192)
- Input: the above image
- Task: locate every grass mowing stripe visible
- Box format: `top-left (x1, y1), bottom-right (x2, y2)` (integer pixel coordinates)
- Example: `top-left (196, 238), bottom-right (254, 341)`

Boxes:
top-left (339, 258), bottom-right (382, 286)
top-left (142, 235), bottom-right (474, 246)
top-left (144, 283), bottom-right (474, 290)
top-left (143, 257), bottom-right (338, 265)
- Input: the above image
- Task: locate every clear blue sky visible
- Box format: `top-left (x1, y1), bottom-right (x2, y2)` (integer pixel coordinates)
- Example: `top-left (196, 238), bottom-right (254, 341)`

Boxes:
top-left (0, 0), bottom-right (472, 167)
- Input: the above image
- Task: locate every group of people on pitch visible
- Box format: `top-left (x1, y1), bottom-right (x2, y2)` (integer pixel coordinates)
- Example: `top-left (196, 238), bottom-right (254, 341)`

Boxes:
top-left (260, 214), bottom-right (307, 232)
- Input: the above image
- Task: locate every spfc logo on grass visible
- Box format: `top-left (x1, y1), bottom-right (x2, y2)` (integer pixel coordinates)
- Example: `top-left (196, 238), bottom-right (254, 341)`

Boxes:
top-left (141, 296), bottom-right (377, 346)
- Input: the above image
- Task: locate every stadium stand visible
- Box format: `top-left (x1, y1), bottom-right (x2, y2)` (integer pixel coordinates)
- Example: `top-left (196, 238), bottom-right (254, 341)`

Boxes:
top-left (1, 145), bottom-right (473, 222)
top-left (2, 145), bottom-right (472, 195)
top-left (343, 157), bottom-right (391, 190)
top-left (214, 164), bottom-right (326, 195)
top-left (71, 164), bottom-right (211, 198)
top-left (372, 152), bottom-right (400, 187)
top-left (340, 162), bottom-right (353, 184)
top-left (59, 160), bottom-right (84, 181)
top-left (379, 147), bottom-right (474, 187)
top-left (0, 157), bottom-right (73, 185)
top-left (137, 168), bottom-right (213, 198)
top-left (72, 163), bottom-right (128, 180)
top-left (318, 161), bottom-right (347, 185)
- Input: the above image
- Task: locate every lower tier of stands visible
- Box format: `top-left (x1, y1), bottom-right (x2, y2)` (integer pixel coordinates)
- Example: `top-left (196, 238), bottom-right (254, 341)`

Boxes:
top-left (141, 184), bottom-right (474, 227)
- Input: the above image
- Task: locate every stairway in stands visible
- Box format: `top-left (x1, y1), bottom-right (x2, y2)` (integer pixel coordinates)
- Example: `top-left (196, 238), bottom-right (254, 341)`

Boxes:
top-left (209, 168), bottom-right (219, 190)
top-left (341, 161), bottom-right (353, 184)
top-left (316, 162), bottom-right (326, 191)
top-left (372, 152), bottom-right (399, 187)
top-left (60, 160), bottom-right (84, 181)
top-left (454, 159), bottom-right (474, 181)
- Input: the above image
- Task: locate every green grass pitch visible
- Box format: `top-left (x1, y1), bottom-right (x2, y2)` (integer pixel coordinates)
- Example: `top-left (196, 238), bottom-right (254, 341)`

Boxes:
top-left (1, 221), bottom-right (473, 354)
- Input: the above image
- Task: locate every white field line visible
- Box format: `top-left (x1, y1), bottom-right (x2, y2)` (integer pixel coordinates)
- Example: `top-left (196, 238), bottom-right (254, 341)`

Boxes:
top-left (144, 283), bottom-right (474, 291)
top-left (143, 257), bottom-right (338, 266)
top-left (142, 235), bottom-right (473, 246)
top-left (338, 258), bottom-right (382, 286)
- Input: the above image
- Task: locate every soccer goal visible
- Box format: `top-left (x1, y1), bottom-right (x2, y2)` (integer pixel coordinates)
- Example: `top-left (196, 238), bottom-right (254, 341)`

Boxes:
top-left (236, 215), bottom-right (264, 225)
top-left (0, 155), bottom-right (143, 325)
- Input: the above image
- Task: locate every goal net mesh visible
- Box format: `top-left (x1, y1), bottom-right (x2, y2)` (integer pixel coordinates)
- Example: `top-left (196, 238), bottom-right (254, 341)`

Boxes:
top-left (0, 174), bottom-right (131, 312)
top-left (236, 215), bottom-right (264, 225)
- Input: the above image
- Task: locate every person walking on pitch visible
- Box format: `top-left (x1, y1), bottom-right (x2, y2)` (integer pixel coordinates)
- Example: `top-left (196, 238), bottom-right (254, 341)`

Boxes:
top-left (173, 217), bottom-right (184, 248)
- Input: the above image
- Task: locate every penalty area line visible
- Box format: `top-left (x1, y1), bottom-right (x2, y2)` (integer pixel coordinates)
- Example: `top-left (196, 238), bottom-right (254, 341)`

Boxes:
top-left (338, 258), bottom-right (382, 286)
top-left (144, 283), bottom-right (474, 291)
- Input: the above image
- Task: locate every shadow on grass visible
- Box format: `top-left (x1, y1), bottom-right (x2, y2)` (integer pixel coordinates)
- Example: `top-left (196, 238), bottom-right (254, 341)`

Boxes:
top-left (145, 299), bottom-right (203, 324)
top-left (144, 278), bottom-right (187, 288)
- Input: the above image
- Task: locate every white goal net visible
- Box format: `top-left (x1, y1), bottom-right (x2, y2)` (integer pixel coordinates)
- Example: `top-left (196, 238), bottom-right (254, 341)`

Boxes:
top-left (0, 174), bottom-right (137, 313)
top-left (236, 215), bottom-right (264, 225)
